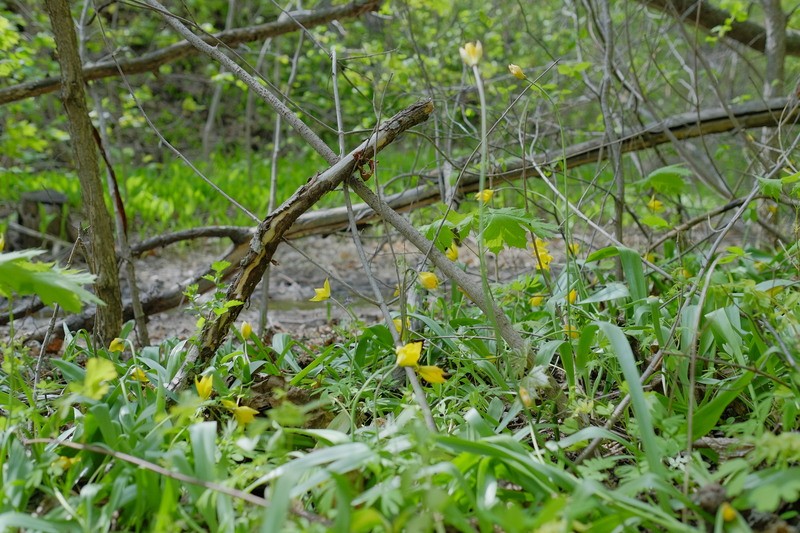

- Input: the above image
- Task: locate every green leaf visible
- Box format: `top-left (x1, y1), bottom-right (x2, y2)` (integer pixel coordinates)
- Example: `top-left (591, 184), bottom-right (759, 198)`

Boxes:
top-left (69, 358), bottom-right (117, 400)
top-left (0, 250), bottom-right (102, 312)
top-left (640, 214), bottom-right (670, 229)
top-left (757, 177), bottom-right (783, 200)
top-left (481, 208), bottom-right (555, 254)
top-left (640, 164), bottom-right (691, 194)
top-left (692, 372), bottom-right (754, 440)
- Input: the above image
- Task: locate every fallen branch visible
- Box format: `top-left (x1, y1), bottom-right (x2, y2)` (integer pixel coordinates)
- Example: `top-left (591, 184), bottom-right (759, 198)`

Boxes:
top-left (0, 0), bottom-right (380, 106)
top-left (167, 99), bottom-right (434, 392)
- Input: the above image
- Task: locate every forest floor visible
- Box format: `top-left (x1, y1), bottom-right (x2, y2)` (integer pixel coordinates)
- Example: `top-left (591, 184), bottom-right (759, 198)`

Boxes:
top-left (2, 231), bottom-right (542, 350)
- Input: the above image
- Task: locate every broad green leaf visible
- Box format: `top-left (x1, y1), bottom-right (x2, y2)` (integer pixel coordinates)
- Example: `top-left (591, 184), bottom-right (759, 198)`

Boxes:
top-left (640, 214), bottom-right (670, 229)
top-left (640, 164), bottom-right (691, 194)
top-left (0, 250), bottom-right (102, 312)
top-left (481, 208), bottom-right (554, 254)
top-left (757, 177), bottom-right (782, 200)
top-left (692, 372), bottom-right (754, 440)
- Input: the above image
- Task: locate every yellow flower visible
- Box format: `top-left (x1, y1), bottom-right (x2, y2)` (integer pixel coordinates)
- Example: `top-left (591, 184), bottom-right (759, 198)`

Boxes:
top-left (720, 502), bottom-right (736, 522)
top-left (222, 399), bottom-right (258, 426)
top-left (530, 238), bottom-right (553, 271)
top-left (508, 64), bottom-right (525, 79)
top-left (309, 278), bottom-right (331, 302)
top-left (393, 317), bottom-right (410, 333)
top-left (195, 374), bottom-right (213, 400)
top-left (474, 188), bottom-right (494, 204)
top-left (529, 294), bottom-right (544, 307)
top-left (459, 41), bottom-right (483, 66)
top-left (54, 455), bottom-right (79, 471)
top-left (647, 196), bottom-right (664, 213)
top-left (130, 367), bottom-right (149, 383)
top-left (564, 324), bottom-right (580, 339)
top-left (445, 243), bottom-right (459, 261)
top-left (568, 289), bottom-right (578, 304)
top-left (567, 242), bottom-right (580, 255)
top-left (396, 341), bottom-right (423, 367)
top-left (519, 386), bottom-right (533, 408)
top-left (644, 252), bottom-right (656, 264)
top-left (108, 338), bottom-right (125, 353)
top-left (419, 271), bottom-right (440, 290)
top-left (393, 285), bottom-right (401, 297)
top-left (240, 321), bottom-right (252, 339)
top-left (418, 365), bottom-right (447, 384)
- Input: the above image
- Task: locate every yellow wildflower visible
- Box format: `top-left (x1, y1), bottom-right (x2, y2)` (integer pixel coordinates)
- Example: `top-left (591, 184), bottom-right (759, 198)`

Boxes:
top-left (222, 399), bottom-right (258, 426)
top-left (393, 285), bottom-right (401, 297)
top-left (309, 278), bottom-right (331, 302)
top-left (721, 502), bottom-right (736, 522)
top-left (395, 341), bottom-right (423, 367)
top-left (419, 271), bottom-right (440, 290)
top-left (519, 386), bottom-right (533, 408)
top-left (530, 238), bottom-right (553, 271)
top-left (647, 196), bottom-right (664, 213)
top-left (474, 188), bottom-right (494, 204)
top-left (567, 242), bottom-right (580, 255)
top-left (564, 324), bottom-right (580, 339)
top-left (130, 367), bottom-right (149, 383)
top-left (108, 338), bottom-right (125, 353)
top-left (529, 294), bottom-right (544, 307)
top-left (568, 289), bottom-right (578, 304)
top-left (445, 243), bottom-right (459, 261)
top-left (417, 365), bottom-right (447, 384)
top-left (508, 64), bottom-right (525, 79)
top-left (393, 317), bottom-right (410, 333)
top-left (240, 321), bottom-right (252, 340)
top-left (644, 252), bottom-right (656, 264)
top-left (195, 374), bottom-right (213, 400)
top-left (459, 41), bottom-right (483, 66)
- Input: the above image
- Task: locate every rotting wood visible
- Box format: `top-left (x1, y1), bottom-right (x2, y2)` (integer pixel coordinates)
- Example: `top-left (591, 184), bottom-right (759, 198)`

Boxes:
top-left (166, 99), bottom-right (433, 393)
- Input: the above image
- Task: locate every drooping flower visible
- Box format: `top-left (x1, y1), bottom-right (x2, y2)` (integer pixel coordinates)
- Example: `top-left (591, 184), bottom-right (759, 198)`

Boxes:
top-left (568, 289), bottom-right (578, 304)
top-left (419, 271), bottom-right (440, 290)
top-left (508, 64), bottom-right (525, 79)
top-left (393, 285), bottom-right (401, 297)
top-left (240, 321), bottom-right (252, 340)
top-left (309, 278), bottom-right (331, 302)
top-left (130, 367), bottom-right (149, 383)
top-left (647, 196), bottom-right (664, 213)
top-left (459, 41), bottom-right (483, 67)
top-left (445, 243), bottom-right (459, 261)
top-left (529, 294), bottom-right (544, 307)
top-left (222, 399), bottom-right (258, 426)
top-left (195, 374), bottom-right (213, 400)
top-left (721, 502), bottom-right (736, 522)
top-left (474, 189), bottom-right (494, 204)
top-left (393, 317), bottom-right (410, 333)
top-left (109, 338), bottom-right (125, 353)
top-left (395, 341), bottom-right (423, 367)
top-left (530, 238), bottom-right (553, 271)
top-left (417, 365), bottom-right (447, 384)
top-left (564, 324), bottom-right (580, 339)
top-left (568, 242), bottom-right (580, 255)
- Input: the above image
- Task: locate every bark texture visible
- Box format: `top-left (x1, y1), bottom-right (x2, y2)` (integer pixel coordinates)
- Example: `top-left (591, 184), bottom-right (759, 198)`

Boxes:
top-left (45, 0), bottom-right (122, 344)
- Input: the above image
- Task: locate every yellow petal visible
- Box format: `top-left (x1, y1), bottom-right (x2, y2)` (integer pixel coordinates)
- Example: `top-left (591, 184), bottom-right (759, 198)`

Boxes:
top-left (568, 289), bottom-right (578, 304)
top-left (232, 405), bottom-right (259, 425)
top-left (564, 324), bottom-right (580, 339)
top-left (393, 317), bottom-right (410, 333)
top-left (195, 374), bottom-right (213, 400)
top-left (395, 341), bottom-right (423, 367)
top-left (130, 367), bottom-right (149, 383)
top-left (567, 242), bottom-right (580, 255)
top-left (529, 294), bottom-right (544, 307)
top-left (459, 41), bottom-right (483, 66)
top-left (418, 365), bottom-right (447, 384)
top-left (445, 243), bottom-right (459, 261)
top-left (109, 338), bottom-right (125, 353)
top-left (393, 285), bottom-right (401, 297)
top-left (721, 502), bottom-right (736, 522)
top-left (646, 196), bottom-right (664, 213)
top-left (508, 64), bottom-right (525, 79)
top-left (309, 278), bottom-right (331, 302)
top-left (240, 321), bottom-right (252, 339)
top-left (474, 188), bottom-right (494, 204)
top-left (419, 271), bottom-right (440, 290)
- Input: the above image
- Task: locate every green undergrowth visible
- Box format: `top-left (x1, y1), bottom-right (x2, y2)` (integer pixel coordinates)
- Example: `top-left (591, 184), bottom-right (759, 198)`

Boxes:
top-left (1, 230), bottom-right (799, 532)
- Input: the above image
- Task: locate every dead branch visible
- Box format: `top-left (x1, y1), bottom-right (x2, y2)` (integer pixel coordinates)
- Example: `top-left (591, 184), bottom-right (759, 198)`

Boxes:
top-left (166, 99), bottom-right (434, 392)
top-left (0, 0), bottom-right (380, 106)
top-left (635, 0), bottom-right (800, 56)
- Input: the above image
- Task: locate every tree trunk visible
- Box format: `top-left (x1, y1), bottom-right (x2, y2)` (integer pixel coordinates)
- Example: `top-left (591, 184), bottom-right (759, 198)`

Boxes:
top-left (45, 0), bottom-right (122, 344)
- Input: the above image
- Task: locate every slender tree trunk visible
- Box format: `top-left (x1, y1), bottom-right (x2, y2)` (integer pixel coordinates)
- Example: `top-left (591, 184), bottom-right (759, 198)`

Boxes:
top-left (45, 0), bottom-right (122, 344)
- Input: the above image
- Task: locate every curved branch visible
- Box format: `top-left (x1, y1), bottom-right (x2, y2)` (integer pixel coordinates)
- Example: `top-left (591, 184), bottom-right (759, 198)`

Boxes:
top-left (635, 0), bottom-right (800, 56)
top-left (0, 0), bottom-right (380, 106)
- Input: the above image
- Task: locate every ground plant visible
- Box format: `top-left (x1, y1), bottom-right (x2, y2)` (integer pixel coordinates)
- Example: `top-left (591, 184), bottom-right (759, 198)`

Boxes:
top-left (1, 1), bottom-right (799, 531)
